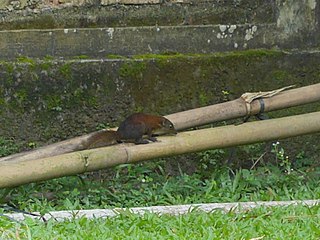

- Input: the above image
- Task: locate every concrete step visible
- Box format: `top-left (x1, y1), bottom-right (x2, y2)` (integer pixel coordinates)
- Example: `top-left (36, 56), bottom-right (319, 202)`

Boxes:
top-left (0, 24), bottom-right (278, 59)
top-left (0, 1), bottom-right (317, 59)
top-left (0, 0), bottom-right (274, 30)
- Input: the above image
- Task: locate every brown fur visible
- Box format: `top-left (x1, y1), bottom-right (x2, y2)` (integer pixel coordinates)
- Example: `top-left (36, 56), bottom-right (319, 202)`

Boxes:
top-left (86, 113), bottom-right (176, 149)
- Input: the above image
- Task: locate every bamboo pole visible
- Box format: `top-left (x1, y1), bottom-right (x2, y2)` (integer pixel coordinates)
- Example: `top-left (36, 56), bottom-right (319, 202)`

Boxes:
top-left (0, 132), bottom-right (100, 163)
top-left (1, 83), bottom-right (320, 163)
top-left (167, 83), bottom-right (320, 130)
top-left (0, 111), bottom-right (319, 188)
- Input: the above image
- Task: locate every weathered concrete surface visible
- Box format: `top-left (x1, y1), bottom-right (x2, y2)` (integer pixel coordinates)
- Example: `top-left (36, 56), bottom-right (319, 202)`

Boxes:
top-left (0, 1), bottom-right (275, 29)
top-left (0, 1), bottom-right (318, 58)
top-left (5, 200), bottom-right (320, 221)
top-left (276, 0), bottom-right (317, 34)
top-left (0, 24), bottom-right (277, 59)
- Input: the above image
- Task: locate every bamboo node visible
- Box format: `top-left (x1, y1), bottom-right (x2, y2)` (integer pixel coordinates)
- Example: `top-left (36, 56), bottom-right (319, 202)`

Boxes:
top-left (78, 152), bottom-right (89, 169)
top-left (124, 146), bottom-right (130, 163)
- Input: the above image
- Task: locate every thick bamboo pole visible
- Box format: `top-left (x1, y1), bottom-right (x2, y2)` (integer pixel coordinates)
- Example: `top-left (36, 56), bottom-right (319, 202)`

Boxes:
top-left (167, 83), bottom-right (320, 130)
top-left (0, 132), bottom-right (99, 163)
top-left (1, 83), bottom-right (320, 163)
top-left (0, 111), bottom-right (319, 188)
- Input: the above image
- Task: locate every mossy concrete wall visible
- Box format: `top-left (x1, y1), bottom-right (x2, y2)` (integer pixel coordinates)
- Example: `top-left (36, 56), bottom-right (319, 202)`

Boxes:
top-left (0, 51), bottom-right (319, 155)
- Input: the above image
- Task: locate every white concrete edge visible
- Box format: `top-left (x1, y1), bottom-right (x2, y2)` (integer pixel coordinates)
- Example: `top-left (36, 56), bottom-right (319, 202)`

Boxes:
top-left (3, 200), bottom-right (320, 222)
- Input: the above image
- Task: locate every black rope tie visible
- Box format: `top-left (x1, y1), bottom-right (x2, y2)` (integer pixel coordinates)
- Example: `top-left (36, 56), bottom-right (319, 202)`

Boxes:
top-left (258, 98), bottom-right (265, 114)
top-left (256, 98), bottom-right (269, 120)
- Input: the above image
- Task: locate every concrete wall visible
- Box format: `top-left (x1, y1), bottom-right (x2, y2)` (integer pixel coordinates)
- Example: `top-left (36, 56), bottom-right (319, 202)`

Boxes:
top-left (0, 1), bottom-right (318, 58)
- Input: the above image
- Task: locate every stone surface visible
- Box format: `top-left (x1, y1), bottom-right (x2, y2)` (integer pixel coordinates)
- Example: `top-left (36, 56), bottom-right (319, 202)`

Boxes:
top-left (0, 1), bottom-right (10, 10)
top-left (0, 1), bottom-right (276, 30)
top-left (0, 1), bottom-right (317, 55)
top-left (276, 0), bottom-right (318, 38)
top-left (0, 25), bottom-right (277, 59)
top-left (5, 200), bottom-right (320, 221)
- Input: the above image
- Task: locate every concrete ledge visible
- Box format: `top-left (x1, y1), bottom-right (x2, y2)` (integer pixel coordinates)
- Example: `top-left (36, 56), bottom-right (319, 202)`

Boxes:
top-left (0, 24), bottom-right (277, 59)
top-left (4, 200), bottom-right (320, 221)
top-left (0, 0), bottom-right (275, 30)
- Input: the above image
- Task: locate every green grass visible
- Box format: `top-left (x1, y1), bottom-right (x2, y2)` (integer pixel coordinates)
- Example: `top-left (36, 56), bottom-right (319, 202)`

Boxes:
top-left (0, 140), bottom-right (320, 212)
top-left (2, 157), bottom-right (320, 213)
top-left (1, 204), bottom-right (320, 239)
top-left (0, 137), bottom-right (320, 238)
top-left (0, 138), bottom-right (18, 157)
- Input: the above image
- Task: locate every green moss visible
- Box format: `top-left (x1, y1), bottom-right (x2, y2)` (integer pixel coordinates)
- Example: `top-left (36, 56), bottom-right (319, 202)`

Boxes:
top-left (198, 93), bottom-right (209, 106)
top-left (4, 62), bottom-right (14, 73)
top-left (0, 137), bottom-right (19, 157)
top-left (87, 96), bottom-right (98, 107)
top-left (3, 62), bottom-right (14, 84)
top-left (39, 56), bottom-right (55, 70)
top-left (15, 89), bottom-right (28, 103)
top-left (16, 56), bottom-right (36, 71)
top-left (16, 56), bottom-right (36, 65)
top-left (6, 15), bottom-right (56, 30)
top-left (119, 61), bottom-right (147, 78)
top-left (106, 54), bottom-right (129, 59)
top-left (272, 70), bottom-right (290, 81)
top-left (45, 95), bottom-right (63, 111)
top-left (220, 49), bottom-right (283, 58)
top-left (73, 55), bottom-right (89, 60)
top-left (133, 53), bottom-right (185, 60)
top-left (0, 98), bottom-right (5, 107)
top-left (133, 49), bottom-right (282, 60)
top-left (130, 50), bottom-right (283, 69)
top-left (0, 87), bottom-right (5, 106)
top-left (134, 106), bottom-right (144, 113)
top-left (16, 56), bottom-right (37, 72)
top-left (59, 63), bottom-right (72, 78)
top-left (39, 61), bottom-right (53, 71)
top-left (44, 55), bottom-right (54, 61)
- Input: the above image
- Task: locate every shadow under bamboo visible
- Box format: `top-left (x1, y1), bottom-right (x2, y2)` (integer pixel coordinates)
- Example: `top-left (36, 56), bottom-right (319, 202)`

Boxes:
top-left (0, 111), bottom-right (319, 188)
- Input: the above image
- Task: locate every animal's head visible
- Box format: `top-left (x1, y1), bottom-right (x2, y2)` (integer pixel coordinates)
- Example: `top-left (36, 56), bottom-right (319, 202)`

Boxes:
top-left (153, 117), bottom-right (177, 135)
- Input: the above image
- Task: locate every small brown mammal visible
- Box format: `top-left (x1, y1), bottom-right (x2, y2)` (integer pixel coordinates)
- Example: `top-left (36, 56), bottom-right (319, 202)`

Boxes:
top-left (86, 113), bottom-right (177, 148)
top-left (117, 113), bottom-right (176, 144)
